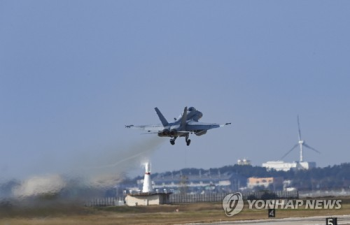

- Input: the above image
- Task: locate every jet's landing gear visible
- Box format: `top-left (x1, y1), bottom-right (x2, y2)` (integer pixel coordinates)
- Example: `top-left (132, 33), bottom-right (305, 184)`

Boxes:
top-left (170, 137), bottom-right (177, 145)
top-left (185, 135), bottom-right (191, 146)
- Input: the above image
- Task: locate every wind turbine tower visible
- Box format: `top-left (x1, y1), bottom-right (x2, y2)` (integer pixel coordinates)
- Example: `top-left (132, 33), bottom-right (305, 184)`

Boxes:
top-left (281, 115), bottom-right (320, 164)
top-left (298, 116), bottom-right (304, 162)
top-left (262, 116), bottom-right (320, 171)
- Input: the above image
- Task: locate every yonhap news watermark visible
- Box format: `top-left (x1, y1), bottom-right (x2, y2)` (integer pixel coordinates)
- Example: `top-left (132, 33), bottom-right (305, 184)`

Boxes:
top-left (247, 199), bottom-right (342, 210)
top-left (222, 192), bottom-right (342, 217)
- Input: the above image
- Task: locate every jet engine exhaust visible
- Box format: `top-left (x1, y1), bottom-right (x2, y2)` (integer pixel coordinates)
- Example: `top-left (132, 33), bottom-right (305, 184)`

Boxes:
top-left (163, 129), bottom-right (169, 135)
top-left (170, 129), bottom-right (177, 137)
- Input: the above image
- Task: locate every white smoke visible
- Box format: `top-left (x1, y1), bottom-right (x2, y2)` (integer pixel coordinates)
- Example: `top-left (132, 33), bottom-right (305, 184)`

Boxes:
top-left (88, 173), bottom-right (124, 188)
top-left (75, 136), bottom-right (165, 187)
top-left (8, 136), bottom-right (165, 198)
top-left (13, 174), bottom-right (66, 198)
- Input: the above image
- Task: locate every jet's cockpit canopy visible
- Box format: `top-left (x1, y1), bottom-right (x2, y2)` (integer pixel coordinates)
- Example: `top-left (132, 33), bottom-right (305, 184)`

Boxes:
top-left (188, 107), bottom-right (196, 112)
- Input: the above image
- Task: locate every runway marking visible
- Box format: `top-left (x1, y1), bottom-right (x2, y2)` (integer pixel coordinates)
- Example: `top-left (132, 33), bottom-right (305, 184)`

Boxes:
top-left (188, 215), bottom-right (350, 225)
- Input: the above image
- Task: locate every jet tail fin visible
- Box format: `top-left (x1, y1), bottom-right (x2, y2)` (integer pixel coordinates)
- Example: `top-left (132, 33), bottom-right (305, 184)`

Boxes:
top-left (154, 107), bottom-right (169, 126)
top-left (180, 107), bottom-right (188, 129)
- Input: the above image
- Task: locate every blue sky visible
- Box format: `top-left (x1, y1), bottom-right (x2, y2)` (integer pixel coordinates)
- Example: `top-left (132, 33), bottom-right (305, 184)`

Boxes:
top-left (1, 1), bottom-right (350, 179)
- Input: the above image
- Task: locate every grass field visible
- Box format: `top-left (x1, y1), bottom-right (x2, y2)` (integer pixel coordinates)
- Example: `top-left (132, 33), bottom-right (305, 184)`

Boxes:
top-left (1, 198), bottom-right (350, 225)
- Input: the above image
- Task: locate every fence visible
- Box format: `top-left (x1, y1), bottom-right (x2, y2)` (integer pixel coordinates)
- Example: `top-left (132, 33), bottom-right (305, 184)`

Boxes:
top-left (299, 190), bottom-right (350, 198)
top-left (85, 197), bottom-right (124, 207)
top-left (242, 190), bottom-right (299, 200)
top-left (169, 193), bottom-right (227, 203)
top-left (169, 191), bottom-right (299, 204)
top-left (85, 191), bottom-right (299, 206)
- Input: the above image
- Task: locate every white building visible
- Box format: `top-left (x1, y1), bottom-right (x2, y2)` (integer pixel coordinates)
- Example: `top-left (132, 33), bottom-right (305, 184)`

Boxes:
top-left (262, 161), bottom-right (316, 171)
top-left (237, 158), bottom-right (251, 166)
top-left (125, 193), bottom-right (171, 206)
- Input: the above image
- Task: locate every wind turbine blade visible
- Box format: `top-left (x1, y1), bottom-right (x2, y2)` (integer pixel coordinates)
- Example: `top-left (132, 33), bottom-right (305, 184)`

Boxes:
top-left (281, 143), bottom-right (299, 159)
top-left (303, 143), bottom-right (321, 153)
top-left (297, 115), bottom-right (302, 140)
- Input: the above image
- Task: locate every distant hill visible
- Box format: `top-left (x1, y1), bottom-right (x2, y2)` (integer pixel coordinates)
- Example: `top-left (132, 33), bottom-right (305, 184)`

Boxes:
top-left (137, 163), bottom-right (350, 191)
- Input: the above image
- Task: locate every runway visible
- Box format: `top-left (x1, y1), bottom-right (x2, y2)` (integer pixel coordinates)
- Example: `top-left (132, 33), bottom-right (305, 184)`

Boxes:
top-left (191, 215), bottom-right (350, 225)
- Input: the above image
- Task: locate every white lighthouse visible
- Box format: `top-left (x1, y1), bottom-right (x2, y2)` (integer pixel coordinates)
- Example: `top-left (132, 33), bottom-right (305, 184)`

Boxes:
top-left (142, 162), bottom-right (153, 193)
top-left (125, 161), bottom-right (171, 206)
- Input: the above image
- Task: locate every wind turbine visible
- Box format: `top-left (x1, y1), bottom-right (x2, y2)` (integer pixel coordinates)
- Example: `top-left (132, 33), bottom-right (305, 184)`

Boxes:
top-left (281, 116), bottom-right (320, 162)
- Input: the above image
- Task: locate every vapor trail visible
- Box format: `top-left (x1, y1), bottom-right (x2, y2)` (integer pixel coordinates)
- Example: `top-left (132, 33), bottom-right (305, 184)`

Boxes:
top-left (85, 148), bottom-right (155, 169)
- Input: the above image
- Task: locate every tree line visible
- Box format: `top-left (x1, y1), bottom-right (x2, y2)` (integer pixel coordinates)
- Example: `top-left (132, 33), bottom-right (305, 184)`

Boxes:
top-left (148, 163), bottom-right (350, 191)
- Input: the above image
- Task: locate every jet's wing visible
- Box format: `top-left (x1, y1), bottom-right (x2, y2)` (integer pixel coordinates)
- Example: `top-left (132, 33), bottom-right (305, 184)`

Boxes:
top-left (125, 124), bottom-right (164, 132)
top-left (186, 121), bottom-right (231, 131)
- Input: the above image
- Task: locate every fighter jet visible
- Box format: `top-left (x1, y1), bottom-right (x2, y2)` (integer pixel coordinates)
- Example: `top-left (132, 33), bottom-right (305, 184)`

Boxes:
top-left (125, 107), bottom-right (231, 146)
